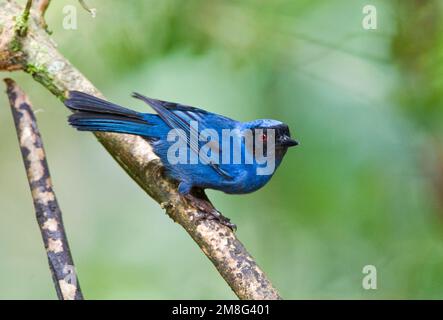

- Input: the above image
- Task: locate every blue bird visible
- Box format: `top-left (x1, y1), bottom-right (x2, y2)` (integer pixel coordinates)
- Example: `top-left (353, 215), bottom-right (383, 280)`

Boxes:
top-left (64, 91), bottom-right (298, 229)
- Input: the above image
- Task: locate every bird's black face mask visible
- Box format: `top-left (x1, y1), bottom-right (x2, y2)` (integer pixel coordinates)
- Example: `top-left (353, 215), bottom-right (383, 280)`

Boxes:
top-left (275, 124), bottom-right (299, 149)
top-left (252, 124), bottom-right (298, 158)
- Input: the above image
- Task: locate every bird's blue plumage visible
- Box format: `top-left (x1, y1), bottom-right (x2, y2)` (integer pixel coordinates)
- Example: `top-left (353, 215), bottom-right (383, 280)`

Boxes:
top-left (64, 91), bottom-right (298, 195)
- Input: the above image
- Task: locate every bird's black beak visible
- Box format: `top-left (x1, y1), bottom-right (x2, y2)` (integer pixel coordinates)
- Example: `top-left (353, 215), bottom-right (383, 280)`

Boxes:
top-left (279, 135), bottom-right (299, 148)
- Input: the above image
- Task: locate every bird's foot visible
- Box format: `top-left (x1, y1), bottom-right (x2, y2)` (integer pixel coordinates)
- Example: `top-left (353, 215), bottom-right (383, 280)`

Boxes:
top-left (195, 209), bottom-right (237, 232)
top-left (184, 194), bottom-right (237, 231)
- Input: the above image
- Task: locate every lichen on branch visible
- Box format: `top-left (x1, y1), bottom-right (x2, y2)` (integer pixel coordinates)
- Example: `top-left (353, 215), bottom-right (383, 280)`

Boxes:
top-left (5, 78), bottom-right (83, 300)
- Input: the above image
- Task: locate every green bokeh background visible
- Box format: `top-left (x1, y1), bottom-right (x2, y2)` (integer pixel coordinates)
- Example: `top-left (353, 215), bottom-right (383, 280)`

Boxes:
top-left (1, 0), bottom-right (443, 299)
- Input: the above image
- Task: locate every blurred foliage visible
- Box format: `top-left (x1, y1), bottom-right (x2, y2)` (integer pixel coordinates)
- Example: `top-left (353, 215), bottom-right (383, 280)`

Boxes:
top-left (0, 0), bottom-right (442, 299)
top-left (392, 0), bottom-right (443, 133)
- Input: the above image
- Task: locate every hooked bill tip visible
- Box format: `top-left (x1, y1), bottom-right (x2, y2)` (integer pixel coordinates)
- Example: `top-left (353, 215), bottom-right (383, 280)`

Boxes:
top-left (280, 136), bottom-right (299, 147)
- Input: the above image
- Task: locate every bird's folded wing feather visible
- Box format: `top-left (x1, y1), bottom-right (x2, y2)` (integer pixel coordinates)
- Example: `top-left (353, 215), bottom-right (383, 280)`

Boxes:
top-left (132, 92), bottom-right (234, 180)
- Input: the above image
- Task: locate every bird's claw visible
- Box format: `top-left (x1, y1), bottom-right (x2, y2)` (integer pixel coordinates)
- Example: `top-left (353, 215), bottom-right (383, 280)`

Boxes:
top-left (183, 194), bottom-right (237, 231)
top-left (195, 209), bottom-right (237, 231)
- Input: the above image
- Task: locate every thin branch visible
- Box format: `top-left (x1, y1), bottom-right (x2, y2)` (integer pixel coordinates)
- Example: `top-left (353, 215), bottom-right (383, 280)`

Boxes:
top-left (0, 0), bottom-right (281, 299)
top-left (78, 0), bottom-right (96, 18)
top-left (15, 0), bottom-right (32, 36)
top-left (33, 0), bottom-right (51, 16)
top-left (32, 0), bottom-right (51, 30)
top-left (4, 78), bottom-right (83, 300)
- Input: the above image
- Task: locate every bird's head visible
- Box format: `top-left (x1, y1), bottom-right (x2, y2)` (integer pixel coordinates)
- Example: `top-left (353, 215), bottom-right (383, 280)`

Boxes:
top-left (235, 119), bottom-right (298, 177)
top-left (245, 119), bottom-right (299, 152)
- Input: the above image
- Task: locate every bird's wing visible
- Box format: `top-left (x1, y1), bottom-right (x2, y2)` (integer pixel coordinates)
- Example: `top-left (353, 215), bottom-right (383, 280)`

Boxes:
top-left (132, 92), bottom-right (234, 180)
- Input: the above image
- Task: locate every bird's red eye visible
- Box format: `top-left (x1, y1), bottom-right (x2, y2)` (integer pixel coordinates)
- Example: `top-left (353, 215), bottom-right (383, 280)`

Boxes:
top-left (261, 133), bottom-right (267, 142)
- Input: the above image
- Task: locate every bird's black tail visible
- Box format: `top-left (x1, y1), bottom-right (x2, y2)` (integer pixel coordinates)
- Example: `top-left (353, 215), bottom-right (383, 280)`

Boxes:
top-left (64, 91), bottom-right (153, 136)
top-left (65, 91), bottom-right (142, 119)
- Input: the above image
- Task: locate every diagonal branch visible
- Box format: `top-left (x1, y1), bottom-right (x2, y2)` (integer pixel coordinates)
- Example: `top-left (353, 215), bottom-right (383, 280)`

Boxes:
top-left (5, 78), bottom-right (83, 300)
top-left (0, 0), bottom-right (281, 299)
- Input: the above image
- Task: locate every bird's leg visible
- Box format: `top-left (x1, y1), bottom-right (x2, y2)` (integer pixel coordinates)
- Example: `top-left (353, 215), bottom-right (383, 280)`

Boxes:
top-left (179, 184), bottom-right (237, 231)
top-left (186, 194), bottom-right (237, 231)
